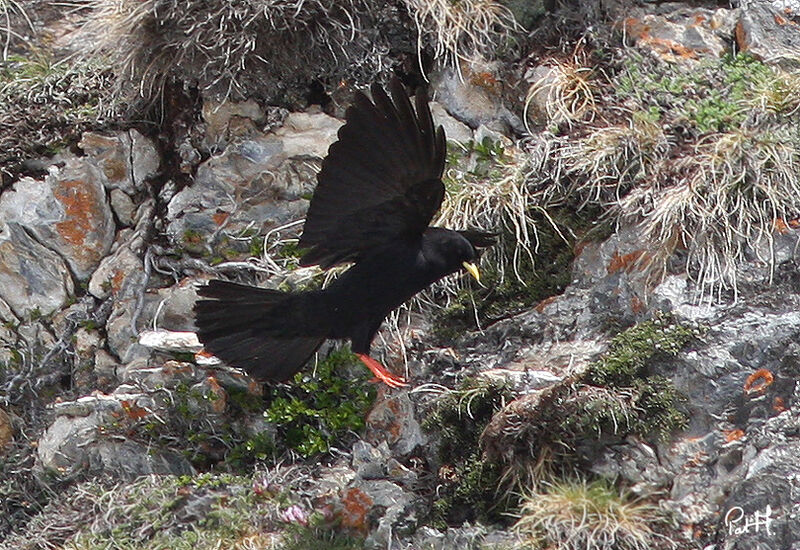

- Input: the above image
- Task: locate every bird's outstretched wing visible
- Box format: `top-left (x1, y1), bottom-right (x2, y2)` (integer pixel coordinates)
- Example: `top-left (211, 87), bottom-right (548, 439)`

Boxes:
top-left (298, 78), bottom-right (446, 268)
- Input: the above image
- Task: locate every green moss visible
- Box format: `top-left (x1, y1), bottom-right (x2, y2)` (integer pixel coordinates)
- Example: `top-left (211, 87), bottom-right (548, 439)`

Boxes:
top-left (615, 52), bottom-right (795, 134)
top-left (485, 316), bottom-right (697, 484)
top-left (249, 235), bottom-right (265, 257)
top-left (423, 377), bottom-right (511, 463)
top-left (577, 315), bottom-right (695, 442)
top-left (432, 452), bottom-right (506, 528)
top-left (423, 378), bottom-right (514, 526)
top-left (586, 314), bottom-right (695, 387)
top-left (282, 523), bottom-right (364, 550)
top-left (261, 346), bottom-right (376, 458)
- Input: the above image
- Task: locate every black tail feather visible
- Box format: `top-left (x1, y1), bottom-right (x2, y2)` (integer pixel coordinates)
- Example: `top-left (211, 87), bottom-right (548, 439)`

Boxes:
top-left (194, 280), bottom-right (325, 382)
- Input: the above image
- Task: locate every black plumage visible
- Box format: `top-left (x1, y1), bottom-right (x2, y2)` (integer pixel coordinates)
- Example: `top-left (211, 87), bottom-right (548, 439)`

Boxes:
top-left (194, 78), bottom-right (495, 387)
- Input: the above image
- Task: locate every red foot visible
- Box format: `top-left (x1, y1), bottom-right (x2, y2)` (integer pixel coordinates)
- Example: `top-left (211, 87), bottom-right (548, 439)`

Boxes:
top-left (356, 354), bottom-right (408, 388)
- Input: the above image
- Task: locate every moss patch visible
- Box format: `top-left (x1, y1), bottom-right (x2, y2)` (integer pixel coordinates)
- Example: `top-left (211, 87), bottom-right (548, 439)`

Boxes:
top-left (422, 378), bottom-right (514, 526)
top-left (482, 315), bottom-right (696, 485)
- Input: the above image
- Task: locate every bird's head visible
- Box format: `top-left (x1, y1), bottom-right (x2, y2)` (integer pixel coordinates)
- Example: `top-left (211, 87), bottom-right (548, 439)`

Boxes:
top-left (423, 228), bottom-right (497, 284)
top-left (456, 229), bottom-right (497, 283)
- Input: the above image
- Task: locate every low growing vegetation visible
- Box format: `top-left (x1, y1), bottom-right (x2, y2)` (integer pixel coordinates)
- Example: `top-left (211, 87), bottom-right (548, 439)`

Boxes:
top-left (515, 478), bottom-right (664, 550)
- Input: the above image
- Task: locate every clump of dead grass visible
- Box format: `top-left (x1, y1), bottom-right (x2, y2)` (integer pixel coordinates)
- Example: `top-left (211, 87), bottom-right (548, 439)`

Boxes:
top-left (0, 51), bottom-right (113, 184)
top-left (404, 0), bottom-right (519, 71)
top-left (621, 125), bottom-right (800, 301)
top-left (515, 478), bottom-right (667, 550)
top-left (526, 50), bottom-right (800, 301)
top-left (524, 47), bottom-right (598, 130)
top-left (82, 0), bottom-right (401, 107)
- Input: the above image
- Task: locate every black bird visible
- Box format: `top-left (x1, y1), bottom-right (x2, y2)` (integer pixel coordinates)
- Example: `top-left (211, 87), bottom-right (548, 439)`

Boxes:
top-left (194, 78), bottom-right (495, 388)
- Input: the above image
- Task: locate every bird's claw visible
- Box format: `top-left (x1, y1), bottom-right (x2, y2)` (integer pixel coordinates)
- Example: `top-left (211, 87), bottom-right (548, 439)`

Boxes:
top-left (357, 353), bottom-right (408, 388)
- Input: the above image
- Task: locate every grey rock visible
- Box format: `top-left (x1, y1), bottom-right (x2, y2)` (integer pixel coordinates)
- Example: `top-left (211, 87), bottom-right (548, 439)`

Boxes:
top-left (0, 295), bottom-right (18, 324)
top-left (0, 160), bottom-right (115, 280)
top-left (88, 237), bottom-right (144, 300)
top-left (272, 111), bottom-right (344, 158)
top-left (151, 279), bottom-right (202, 332)
top-left (109, 188), bottom-right (137, 227)
top-left (431, 66), bottom-right (524, 135)
top-left (714, 409), bottom-right (800, 548)
top-left (429, 101), bottom-right (474, 144)
top-left (202, 98), bottom-right (266, 150)
top-left (342, 479), bottom-right (419, 550)
top-left (138, 330), bottom-right (203, 354)
top-left (120, 359), bottom-right (203, 391)
top-left (352, 440), bottom-right (417, 484)
top-left (88, 206), bottom-right (157, 362)
top-left (166, 121), bottom-right (330, 254)
top-left (78, 130), bottom-right (159, 194)
top-left (0, 222), bottom-right (74, 318)
top-left (737, 1), bottom-right (800, 67)
top-left (37, 400), bottom-right (194, 478)
top-left (622, 8), bottom-right (736, 61)
top-left (366, 392), bottom-right (427, 457)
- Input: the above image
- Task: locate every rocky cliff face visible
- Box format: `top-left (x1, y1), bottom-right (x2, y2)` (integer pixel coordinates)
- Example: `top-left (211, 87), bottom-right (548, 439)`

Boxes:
top-left (2, 0), bottom-right (800, 549)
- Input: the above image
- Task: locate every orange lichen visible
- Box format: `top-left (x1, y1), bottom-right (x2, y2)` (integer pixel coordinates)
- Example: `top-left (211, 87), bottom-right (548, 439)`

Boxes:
top-left (120, 400), bottom-right (149, 420)
top-left (340, 487), bottom-right (373, 532)
top-left (607, 250), bottom-right (645, 274)
top-left (774, 218), bottom-right (790, 234)
top-left (535, 295), bottom-right (558, 313)
top-left (724, 428), bottom-right (745, 442)
top-left (111, 269), bottom-right (125, 295)
top-left (773, 396), bottom-right (787, 413)
top-left (744, 369), bottom-right (774, 394)
top-left (206, 376), bottom-right (228, 413)
top-left (212, 211), bottom-right (230, 226)
top-left (102, 157), bottom-right (128, 182)
top-left (469, 71), bottom-right (500, 93)
top-left (54, 179), bottom-right (97, 250)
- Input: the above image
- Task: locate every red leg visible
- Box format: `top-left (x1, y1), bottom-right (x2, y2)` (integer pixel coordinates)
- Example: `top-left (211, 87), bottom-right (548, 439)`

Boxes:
top-left (356, 354), bottom-right (408, 388)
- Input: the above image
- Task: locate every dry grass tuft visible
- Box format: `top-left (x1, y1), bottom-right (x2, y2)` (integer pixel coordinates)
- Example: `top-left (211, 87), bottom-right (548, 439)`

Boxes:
top-left (515, 478), bottom-right (665, 550)
top-left (81, 0), bottom-right (401, 107)
top-left (434, 139), bottom-right (539, 285)
top-left (556, 112), bottom-right (669, 208)
top-left (524, 49), bottom-right (597, 130)
top-left (404, 0), bottom-right (519, 71)
top-left (0, 52), bottom-right (114, 184)
top-left (621, 125), bottom-right (800, 301)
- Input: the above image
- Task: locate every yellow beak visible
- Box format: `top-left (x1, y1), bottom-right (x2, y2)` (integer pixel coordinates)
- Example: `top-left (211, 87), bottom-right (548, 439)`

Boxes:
top-left (462, 261), bottom-right (481, 283)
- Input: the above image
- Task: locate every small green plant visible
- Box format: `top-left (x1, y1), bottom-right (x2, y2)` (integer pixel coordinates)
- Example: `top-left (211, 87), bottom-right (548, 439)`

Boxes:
top-left (262, 347), bottom-right (376, 458)
top-left (515, 477), bottom-right (664, 550)
top-left (578, 314), bottom-right (694, 441)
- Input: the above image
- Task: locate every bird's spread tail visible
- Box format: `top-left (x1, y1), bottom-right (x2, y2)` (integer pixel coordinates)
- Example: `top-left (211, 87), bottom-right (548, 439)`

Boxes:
top-left (194, 280), bottom-right (324, 382)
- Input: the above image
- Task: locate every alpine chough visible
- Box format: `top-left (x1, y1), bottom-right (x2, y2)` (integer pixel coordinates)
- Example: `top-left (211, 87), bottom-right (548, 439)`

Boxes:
top-left (194, 78), bottom-right (495, 388)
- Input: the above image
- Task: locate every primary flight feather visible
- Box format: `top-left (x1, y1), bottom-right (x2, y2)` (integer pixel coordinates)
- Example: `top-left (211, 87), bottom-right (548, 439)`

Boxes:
top-left (194, 78), bottom-right (495, 387)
